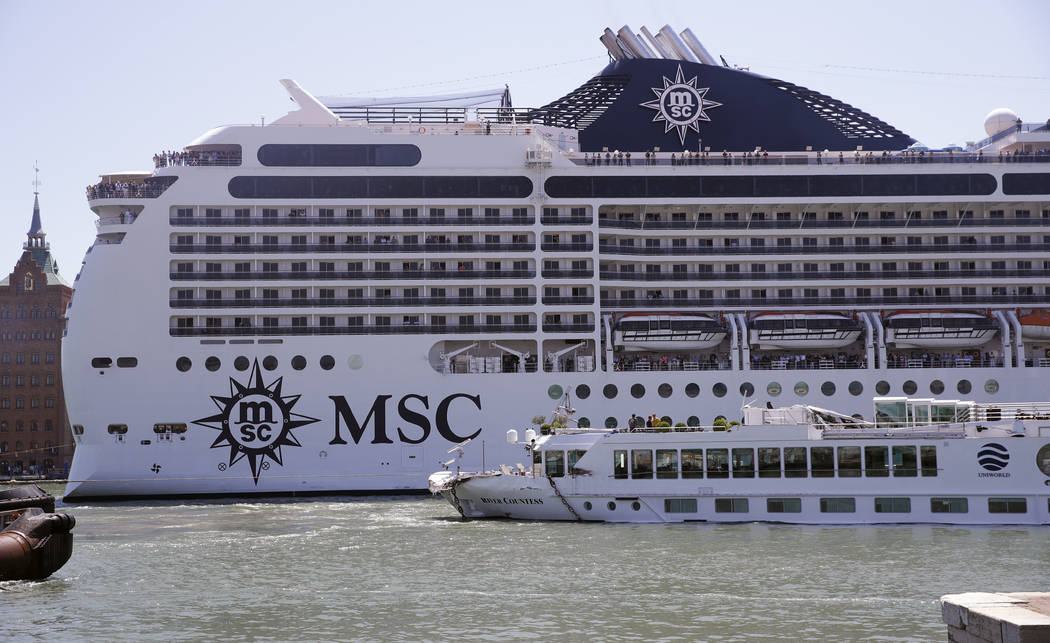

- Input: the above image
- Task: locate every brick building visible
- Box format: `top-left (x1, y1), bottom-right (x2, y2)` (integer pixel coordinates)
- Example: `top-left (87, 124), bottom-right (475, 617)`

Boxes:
top-left (0, 190), bottom-right (74, 478)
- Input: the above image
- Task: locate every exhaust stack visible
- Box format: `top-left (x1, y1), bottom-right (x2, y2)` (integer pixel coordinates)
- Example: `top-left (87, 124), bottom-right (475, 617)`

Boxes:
top-left (658, 25), bottom-right (699, 63)
top-left (680, 28), bottom-right (718, 65)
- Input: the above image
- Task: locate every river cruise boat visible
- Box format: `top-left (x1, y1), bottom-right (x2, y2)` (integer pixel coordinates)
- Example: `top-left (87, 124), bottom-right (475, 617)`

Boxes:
top-left (61, 24), bottom-right (1050, 499)
top-left (429, 396), bottom-right (1050, 524)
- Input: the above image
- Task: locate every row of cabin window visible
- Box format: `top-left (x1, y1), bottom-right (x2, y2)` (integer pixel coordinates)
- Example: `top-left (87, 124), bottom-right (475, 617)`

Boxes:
top-left (602, 445), bottom-right (938, 479)
top-left (662, 497), bottom-right (1029, 515)
top-left (602, 208), bottom-right (1046, 223)
top-left (174, 207), bottom-right (535, 219)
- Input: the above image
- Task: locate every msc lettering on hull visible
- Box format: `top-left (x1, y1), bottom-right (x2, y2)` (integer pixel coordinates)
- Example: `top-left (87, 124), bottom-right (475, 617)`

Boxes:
top-left (328, 393), bottom-right (483, 446)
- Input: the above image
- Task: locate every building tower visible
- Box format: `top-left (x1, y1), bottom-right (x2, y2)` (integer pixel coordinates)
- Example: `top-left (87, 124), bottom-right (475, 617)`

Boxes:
top-left (0, 168), bottom-right (75, 478)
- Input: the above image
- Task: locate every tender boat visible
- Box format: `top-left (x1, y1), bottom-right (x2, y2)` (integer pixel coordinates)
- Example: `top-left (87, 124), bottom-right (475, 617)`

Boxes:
top-left (613, 314), bottom-right (727, 351)
top-left (429, 396), bottom-right (1050, 524)
top-left (883, 311), bottom-right (998, 349)
top-left (748, 312), bottom-right (863, 350)
top-left (1020, 310), bottom-right (1050, 340)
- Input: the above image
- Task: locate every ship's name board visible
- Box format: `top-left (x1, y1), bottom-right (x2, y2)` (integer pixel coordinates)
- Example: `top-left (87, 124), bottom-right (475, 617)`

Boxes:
top-left (328, 393), bottom-right (482, 446)
top-left (479, 497), bottom-right (545, 505)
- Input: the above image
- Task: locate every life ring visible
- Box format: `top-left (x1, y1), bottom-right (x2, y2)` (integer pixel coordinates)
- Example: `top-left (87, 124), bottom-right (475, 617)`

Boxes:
top-left (418, 126), bottom-right (426, 134)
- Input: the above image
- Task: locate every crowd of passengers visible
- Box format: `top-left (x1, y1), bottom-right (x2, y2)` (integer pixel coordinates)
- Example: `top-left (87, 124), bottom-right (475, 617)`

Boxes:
top-left (886, 351), bottom-right (1002, 368)
top-left (614, 353), bottom-right (730, 371)
top-left (86, 181), bottom-right (156, 199)
top-left (751, 352), bottom-right (866, 370)
top-left (580, 147), bottom-right (1050, 167)
top-left (153, 150), bottom-right (241, 167)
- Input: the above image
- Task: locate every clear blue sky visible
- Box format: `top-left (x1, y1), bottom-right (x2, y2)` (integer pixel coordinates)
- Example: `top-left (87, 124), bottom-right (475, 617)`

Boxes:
top-left (1, 0), bottom-right (1047, 278)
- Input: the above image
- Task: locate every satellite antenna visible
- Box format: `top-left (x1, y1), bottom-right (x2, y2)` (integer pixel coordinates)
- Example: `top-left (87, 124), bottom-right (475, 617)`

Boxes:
top-left (446, 437), bottom-right (473, 474)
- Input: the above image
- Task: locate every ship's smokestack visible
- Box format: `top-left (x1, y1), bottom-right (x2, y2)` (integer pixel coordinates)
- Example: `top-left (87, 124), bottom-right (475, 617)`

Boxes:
top-left (658, 25), bottom-right (699, 63)
top-left (600, 28), bottom-right (628, 60)
top-left (640, 26), bottom-right (674, 59)
top-left (615, 26), bottom-right (650, 59)
top-left (680, 28), bottom-right (718, 66)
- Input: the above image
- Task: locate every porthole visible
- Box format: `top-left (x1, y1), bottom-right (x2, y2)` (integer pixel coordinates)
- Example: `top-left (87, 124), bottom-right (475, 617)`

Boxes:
top-left (576, 384), bottom-right (591, 400)
top-left (291, 355), bottom-right (307, 370)
top-left (902, 380), bottom-right (917, 395)
top-left (687, 415), bottom-right (700, 427)
top-left (234, 356), bottom-right (250, 371)
top-left (578, 417), bottom-right (591, 428)
top-left (660, 415), bottom-right (672, 426)
top-left (607, 501), bottom-right (616, 511)
top-left (930, 379), bottom-right (945, 395)
top-left (548, 384), bottom-right (564, 400)
top-left (848, 381), bottom-right (863, 396)
top-left (821, 381), bottom-right (836, 396)
top-left (685, 383), bottom-right (700, 398)
top-left (175, 357), bottom-right (192, 372)
top-left (348, 354), bottom-right (364, 370)
top-left (984, 379), bottom-right (999, 394)
top-left (794, 381), bottom-right (809, 396)
top-left (957, 379), bottom-right (972, 395)
top-left (1036, 444), bottom-right (1050, 477)
top-left (91, 357), bottom-right (112, 369)
top-left (631, 501), bottom-right (641, 511)
top-left (713, 383), bottom-right (727, 398)
top-left (740, 382), bottom-right (754, 397)
top-left (319, 355), bottom-right (335, 370)
top-left (263, 355), bottom-right (278, 371)
top-left (766, 382), bottom-right (782, 397)
top-left (205, 356), bottom-right (221, 372)
top-left (583, 501), bottom-right (593, 511)
top-left (875, 380), bottom-right (890, 395)
top-left (605, 416), bottom-right (617, 428)
top-left (631, 383), bottom-right (645, 398)
top-left (603, 384), bottom-right (618, 399)
top-left (658, 383), bottom-right (672, 398)
top-left (116, 357), bottom-right (138, 368)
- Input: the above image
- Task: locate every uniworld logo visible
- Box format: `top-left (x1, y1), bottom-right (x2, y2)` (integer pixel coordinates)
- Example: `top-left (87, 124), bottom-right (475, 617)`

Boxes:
top-left (193, 360), bottom-right (319, 483)
top-left (977, 442), bottom-right (1010, 471)
top-left (640, 64), bottom-right (722, 145)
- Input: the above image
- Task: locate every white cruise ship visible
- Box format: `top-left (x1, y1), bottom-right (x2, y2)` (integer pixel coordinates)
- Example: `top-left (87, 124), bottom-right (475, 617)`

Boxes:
top-left (63, 25), bottom-right (1050, 500)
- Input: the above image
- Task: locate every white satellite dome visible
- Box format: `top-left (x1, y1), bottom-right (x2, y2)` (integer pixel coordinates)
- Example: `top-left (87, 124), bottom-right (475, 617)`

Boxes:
top-left (984, 108), bottom-right (1020, 137)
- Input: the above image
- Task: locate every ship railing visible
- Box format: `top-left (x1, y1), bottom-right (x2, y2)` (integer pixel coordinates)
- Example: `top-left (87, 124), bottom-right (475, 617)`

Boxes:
top-left (750, 359), bottom-right (867, 370)
top-left (154, 152), bottom-right (242, 168)
top-left (600, 269), bottom-right (1050, 281)
top-left (598, 217), bottom-right (1050, 230)
top-left (970, 122), bottom-right (1050, 151)
top-left (542, 269), bottom-right (594, 279)
top-left (169, 242), bottom-right (536, 253)
top-left (541, 323), bottom-right (595, 333)
top-left (885, 356), bottom-right (1002, 369)
top-left (170, 296), bottom-right (537, 308)
top-left (541, 296), bottom-right (595, 305)
top-left (599, 294), bottom-right (1050, 308)
top-left (571, 150), bottom-right (1050, 167)
top-left (540, 242), bottom-right (594, 252)
top-left (614, 360), bottom-right (730, 372)
top-left (169, 323), bottom-right (537, 337)
top-left (540, 216), bottom-right (593, 225)
top-left (169, 269), bottom-right (536, 281)
top-left (598, 242), bottom-right (1050, 256)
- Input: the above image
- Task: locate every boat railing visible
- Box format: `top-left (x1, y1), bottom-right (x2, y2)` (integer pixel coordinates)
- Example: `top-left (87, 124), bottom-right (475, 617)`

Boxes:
top-left (571, 150), bottom-right (1050, 167)
top-left (970, 122), bottom-right (1050, 151)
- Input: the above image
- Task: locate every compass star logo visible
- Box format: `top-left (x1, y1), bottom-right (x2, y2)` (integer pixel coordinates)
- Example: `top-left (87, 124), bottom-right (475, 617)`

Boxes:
top-left (193, 360), bottom-right (319, 484)
top-left (640, 64), bottom-right (722, 145)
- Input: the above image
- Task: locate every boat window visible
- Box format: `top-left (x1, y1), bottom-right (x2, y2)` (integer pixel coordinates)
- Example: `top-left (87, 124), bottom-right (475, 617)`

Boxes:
top-left (545, 450), bottom-right (565, 477)
top-left (685, 383), bottom-right (700, 398)
top-left (712, 383), bottom-right (727, 398)
top-left (229, 175), bottom-right (532, 199)
top-left (820, 497), bottom-right (856, 513)
top-left (875, 400), bottom-right (906, 426)
top-left (864, 446), bottom-right (889, 477)
top-left (664, 498), bottom-right (697, 513)
top-left (575, 384), bottom-right (590, 400)
top-left (931, 497), bottom-right (967, 513)
top-left (567, 449), bottom-right (587, 472)
top-left (766, 498), bottom-right (801, 513)
top-left (706, 448), bottom-right (729, 478)
top-left (714, 498), bottom-right (748, 513)
top-left (1037, 444), bottom-right (1050, 476)
top-left (656, 449), bottom-right (678, 479)
top-left (681, 449), bottom-right (703, 479)
top-left (116, 357), bottom-right (138, 368)
top-left (613, 450), bottom-right (628, 479)
top-left (874, 497), bottom-right (911, 513)
top-left (91, 357), bottom-right (113, 369)
top-left (757, 448), bottom-right (781, 478)
top-left (603, 384), bottom-right (617, 399)
top-left (957, 380), bottom-right (972, 395)
top-left (732, 448), bottom-right (755, 478)
top-left (153, 423), bottom-right (187, 434)
top-left (837, 446), bottom-right (861, 477)
top-left (107, 424), bottom-right (128, 435)
top-left (892, 446), bottom-right (917, 477)
top-left (988, 497), bottom-right (1027, 514)
top-left (920, 446), bottom-right (938, 476)
top-left (257, 144), bottom-right (421, 167)
top-left (811, 447), bottom-right (834, 477)
top-left (931, 404), bottom-right (957, 423)
top-left (631, 449), bottom-right (653, 479)
top-left (783, 447), bottom-right (807, 478)
top-left (605, 416), bottom-right (617, 428)
top-left (1002, 172), bottom-right (1050, 195)
top-left (175, 356), bottom-right (192, 372)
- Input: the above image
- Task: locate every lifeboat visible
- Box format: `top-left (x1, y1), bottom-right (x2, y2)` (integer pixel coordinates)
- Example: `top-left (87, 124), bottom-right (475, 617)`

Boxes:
top-left (1020, 310), bottom-right (1050, 340)
top-left (0, 485), bottom-right (75, 581)
top-left (883, 311), bottom-right (998, 348)
top-left (614, 314), bottom-right (727, 351)
top-left (748, 312), bottom-right (863, 349)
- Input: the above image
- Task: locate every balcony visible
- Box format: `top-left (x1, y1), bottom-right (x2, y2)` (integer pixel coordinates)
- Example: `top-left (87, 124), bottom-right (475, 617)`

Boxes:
top-left (598, 269), bottom-right (1050, 282)
top-left (541, 269), bottom-right (594, 279)
top-left (540, 242), bottom-right (594, 252)
top-left (541, 323), bottom-right (595, 333)
top-left (170, 296), bottom-right (536, 308)
top-left (169, 269), bottom-right (536, 281)
top-left (540, 215), bottom-right (593, 225)
top-left (598, 242), bottom-right (1050, 256)
top-left (169, 215), bottom-right (535, 227)
top-left (598, 217), bottom-right (1050, 231)
top-left (170, 242), bottom-right (535, 254)
top-left (169, 323), bottom-right (537, 337)
top-left (600, 294), bottom-right (1050, 308)
top-left (86, 176), bottom-right (178, 200)
top-left (540, 296), bottom-right (595, 305)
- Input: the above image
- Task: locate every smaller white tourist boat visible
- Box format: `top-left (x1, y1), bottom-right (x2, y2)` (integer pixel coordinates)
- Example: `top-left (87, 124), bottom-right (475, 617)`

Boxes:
top-left (429, 396), bottom-right (1050, 524)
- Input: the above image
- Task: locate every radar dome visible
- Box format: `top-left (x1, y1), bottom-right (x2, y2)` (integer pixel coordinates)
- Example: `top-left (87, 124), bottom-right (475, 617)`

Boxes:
top-left (984, 108), bottom-right (1019, 137)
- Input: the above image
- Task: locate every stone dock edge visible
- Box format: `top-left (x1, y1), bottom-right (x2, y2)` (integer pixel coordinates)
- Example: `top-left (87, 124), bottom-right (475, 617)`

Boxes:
top-left (941, 592), bottom-right (1050, 643)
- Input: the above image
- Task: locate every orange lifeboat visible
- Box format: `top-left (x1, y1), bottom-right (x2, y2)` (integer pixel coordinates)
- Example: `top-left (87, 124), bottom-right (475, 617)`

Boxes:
top-left (1020, 310), bottom-right (1050, 340)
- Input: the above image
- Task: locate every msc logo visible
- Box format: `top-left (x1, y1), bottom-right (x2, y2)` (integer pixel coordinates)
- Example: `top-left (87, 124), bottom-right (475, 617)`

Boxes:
top-left (640, 64), bottom-right (722, 145)
top-left (193, 360), bottom-right (319, 483)
top-left (977, 442), bottom-right (1010, 471)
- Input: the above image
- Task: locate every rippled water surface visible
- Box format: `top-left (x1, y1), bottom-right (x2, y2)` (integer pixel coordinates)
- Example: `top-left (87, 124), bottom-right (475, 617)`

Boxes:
top-left (3, 483), bottom-right (1048, 641)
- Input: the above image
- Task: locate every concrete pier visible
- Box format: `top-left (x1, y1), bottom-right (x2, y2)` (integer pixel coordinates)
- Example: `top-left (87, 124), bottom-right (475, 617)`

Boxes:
top-left (941, 593), bottom-right (1050, 643)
